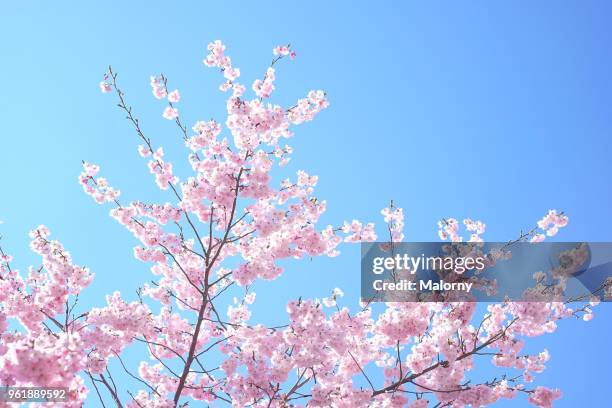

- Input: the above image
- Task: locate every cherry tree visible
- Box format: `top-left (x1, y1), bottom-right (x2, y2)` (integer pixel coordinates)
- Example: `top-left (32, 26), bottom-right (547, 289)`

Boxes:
top-left (0, 41), bottom-right (604, 407)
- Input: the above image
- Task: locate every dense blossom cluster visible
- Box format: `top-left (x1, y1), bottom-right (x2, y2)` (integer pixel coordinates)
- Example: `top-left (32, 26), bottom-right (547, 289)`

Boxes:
top-left (0, 41), bottom-right (600, 407)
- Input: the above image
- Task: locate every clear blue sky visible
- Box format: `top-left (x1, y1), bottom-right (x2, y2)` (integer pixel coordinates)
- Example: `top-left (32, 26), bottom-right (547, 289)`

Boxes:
top-left (1, 1), bottom-right (611, 406)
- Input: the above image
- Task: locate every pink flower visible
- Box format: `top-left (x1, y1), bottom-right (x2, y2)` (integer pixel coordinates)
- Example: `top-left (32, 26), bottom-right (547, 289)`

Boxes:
top-left (167, 89), bottom-right (180, 103)
top-left (244, 293), bottom-right (256, 305)
top-left (223, 67), bottom-right (240, 81)
top-left (162, 107), bottom-right (178, 120)
top-left (546, 226), bottom-right (559, 237)
top-left (150, 75), bottom-right (167, 99)
top-left (153, 87), bottom-right (167, 99)
top-left (322, 297), bottom-right (336, 307)
top-left (99, 81), bottom-right (112, 93)
top-left (272, 44), bottom-right (296, 60)
top-left (138, 145), bottom-right (152, 157)
top-left (537, 210), bottom-right (569, 237)
top-left (381, 205), bottom-right (404, 242)
top-left (528, 386), bottom-right (562, 408)
top-left (272, 45), bottom-right (290, 56)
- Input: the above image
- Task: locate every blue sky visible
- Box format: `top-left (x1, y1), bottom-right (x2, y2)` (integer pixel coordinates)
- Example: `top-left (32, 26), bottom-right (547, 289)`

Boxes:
top-left (1, 1), bottom-right (611, 406)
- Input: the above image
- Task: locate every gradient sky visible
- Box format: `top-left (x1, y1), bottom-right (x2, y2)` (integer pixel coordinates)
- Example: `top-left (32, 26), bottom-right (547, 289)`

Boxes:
top-left (1, 1), bottom-right (611, 406)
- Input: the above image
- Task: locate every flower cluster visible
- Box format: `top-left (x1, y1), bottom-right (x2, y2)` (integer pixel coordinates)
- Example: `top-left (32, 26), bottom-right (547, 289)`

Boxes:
top-left (78, 161), bottom-right (120, 204)
top-left (204, 39), bottom-right (241, 91)
top-left (381, 204), bottom-right (405, 242)
top-left (531, 210), bottom-right (569, 242)
top-left (273, 44), bottom-right (296, 59)
top-left (150, 75), bottom-right (168, 100)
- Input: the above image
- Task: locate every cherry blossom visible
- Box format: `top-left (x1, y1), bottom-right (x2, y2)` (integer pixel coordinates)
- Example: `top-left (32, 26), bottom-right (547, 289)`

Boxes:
top-left (162, 106), bottom-right (179, 120)
top-left (381, 202), bottom-right (405, 242)
top-left (150, 75), bottom-right (168, 99)
top-left (0, 40), bottom-right (602, 408)
top-left (528, 386), bottom-right (562, 408)
top-left (537, 210), bottom-right (569, 237)
top-left (99, 80), bottom-right (112, 93)
top-left (167, 89), bottom-right (180, 103)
